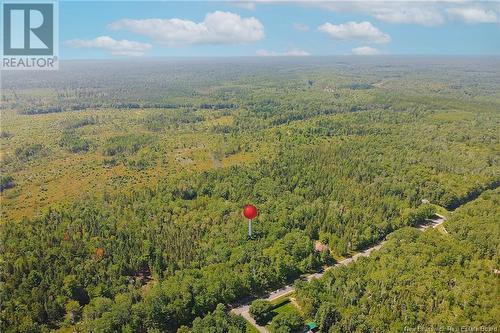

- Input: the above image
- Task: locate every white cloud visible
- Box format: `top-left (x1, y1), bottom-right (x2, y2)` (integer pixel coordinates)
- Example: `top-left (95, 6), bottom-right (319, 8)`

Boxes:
top-left (447, 7), bottom-right (499, 23)
top-left (318, 21), bottom-right (391, 44)
top-left (108, 11), bottom-right (264, 46)
top-left (296, 1), bottom-right (445, 26)
top-left (231, 2), bottom-right (257, 11)
top-left (256, 49), bottom-right (278, 56)
top-left (64, 36), bottom-right (152, 56)
top-left (296, 1), bottom-right (500, 26)
top-left (284, 48), bottom-right (310, 56)
top-left (256, 48), bottom-right (310, 56)
top-left (352, 46), bottom-right (381, 55)
top-left (371, 7), bottom-right (445, 26)
top-left (293, 23), bottom-right (310, 31)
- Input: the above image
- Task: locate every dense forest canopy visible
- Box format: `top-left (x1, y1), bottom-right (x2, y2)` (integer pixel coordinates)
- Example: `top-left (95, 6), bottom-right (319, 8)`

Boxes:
top-left (294, 188), bottom-right (500, 332)
top-left (0, 57), bottom-right (499, 332)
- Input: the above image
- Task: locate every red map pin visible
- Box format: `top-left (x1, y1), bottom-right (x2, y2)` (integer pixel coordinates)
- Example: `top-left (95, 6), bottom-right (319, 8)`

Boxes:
top-left (243, 204), bottom-right (258, 237)
top-left (243, 204), bottom-right (258, 220)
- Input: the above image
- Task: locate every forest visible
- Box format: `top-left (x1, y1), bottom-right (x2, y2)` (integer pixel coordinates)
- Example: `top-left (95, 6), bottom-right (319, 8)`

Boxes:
top-left (294, 188), bottom-right (499, 332)
top-left (0, 57), bottom-right (499, 332)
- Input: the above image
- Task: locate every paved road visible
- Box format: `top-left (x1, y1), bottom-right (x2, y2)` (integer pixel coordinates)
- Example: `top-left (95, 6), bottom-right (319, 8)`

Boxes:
top-left (230, 214), bottom-right (446, 333)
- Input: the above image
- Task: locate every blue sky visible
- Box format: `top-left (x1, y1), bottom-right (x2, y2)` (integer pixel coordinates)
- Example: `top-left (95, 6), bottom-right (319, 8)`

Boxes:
top-left (60, 1), bottom-right (500, 58)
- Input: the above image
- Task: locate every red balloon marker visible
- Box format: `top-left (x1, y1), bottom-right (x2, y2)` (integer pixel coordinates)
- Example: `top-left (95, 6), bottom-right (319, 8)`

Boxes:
top-left (243, 204), bottom-right (258, 237)
top-left (243, 204), bottom-right (258, 220)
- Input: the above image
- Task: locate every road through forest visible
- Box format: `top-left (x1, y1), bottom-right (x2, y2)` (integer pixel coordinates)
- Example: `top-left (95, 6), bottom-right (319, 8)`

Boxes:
top-left (230, 214), bottom-right (447, 333)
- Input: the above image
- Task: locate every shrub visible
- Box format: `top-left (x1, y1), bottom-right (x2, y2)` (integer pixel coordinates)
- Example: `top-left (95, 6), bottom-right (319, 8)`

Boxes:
top-left (249, 300), bottom-right (273, 325)
top-left (269, 312), bottom-right (302, 333)
top-left (59, 131), bottom-right (92, 153)
top-left (103, 134), bottom-right (154, 157)
top-left (0, 175), bottom-right (15, 192)
top-left (15, 144), bottom-right (48, 161)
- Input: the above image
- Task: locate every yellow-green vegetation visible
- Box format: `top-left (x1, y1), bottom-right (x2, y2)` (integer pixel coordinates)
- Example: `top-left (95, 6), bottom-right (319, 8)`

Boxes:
top-left (270, 293), bottom-right (295, 307)
top-left (429, 203), bottom-right (449, 216)
top-left (272, 301), bottom-right (298, 317)
top-left (273, 299), bottom-right (306, 321)
top-left (1, 58), bottom-right (499, 332)
top-left (0, 106), bottom-right (261, 220)
top-left (245, 321), bottom-right (260, 333)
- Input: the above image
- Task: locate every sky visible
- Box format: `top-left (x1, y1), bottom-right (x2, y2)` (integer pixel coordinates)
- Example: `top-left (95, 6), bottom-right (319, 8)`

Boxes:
top-left (59, 1), bottom-right (500, 58)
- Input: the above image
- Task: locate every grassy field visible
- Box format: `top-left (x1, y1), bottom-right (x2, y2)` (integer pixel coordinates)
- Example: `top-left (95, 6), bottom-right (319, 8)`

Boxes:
top-left (272, 301), bottom-right (301, 317)
top-left (265, 299), bottom-right (305, 332)
top-left (0, 106), bottom-right (263, 220)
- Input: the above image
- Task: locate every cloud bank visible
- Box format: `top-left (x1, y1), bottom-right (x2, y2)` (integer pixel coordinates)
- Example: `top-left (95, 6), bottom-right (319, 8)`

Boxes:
top-left (352, 46), bottom-right (381, 55)
top-left (256, 48), bottom-right (310, 56)
top-left (250, 1), bottom-right (500, 26)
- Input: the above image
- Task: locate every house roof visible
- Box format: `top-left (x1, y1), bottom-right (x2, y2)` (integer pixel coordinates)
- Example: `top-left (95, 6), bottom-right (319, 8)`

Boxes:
top-left (314, 241), bottom-right (328, 252)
